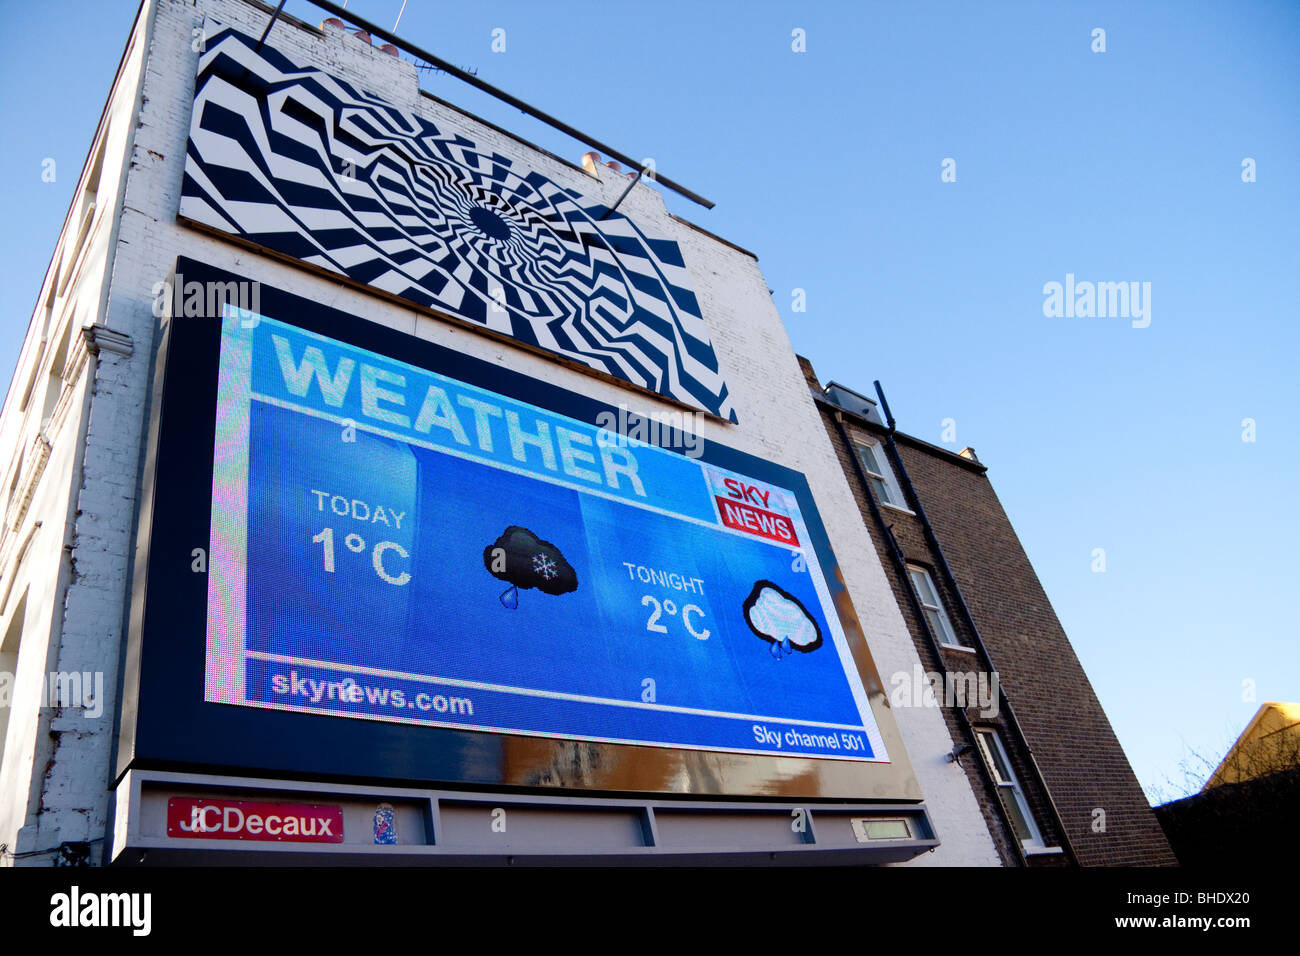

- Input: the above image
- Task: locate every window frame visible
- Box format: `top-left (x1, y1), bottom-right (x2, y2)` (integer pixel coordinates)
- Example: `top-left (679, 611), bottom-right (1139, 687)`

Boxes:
top-left (975, 727), bottom-right (1047, 851)
top-left (905, 563), bottom-right (972, 651)
top-left (852, 437), bottom-right (908, 511)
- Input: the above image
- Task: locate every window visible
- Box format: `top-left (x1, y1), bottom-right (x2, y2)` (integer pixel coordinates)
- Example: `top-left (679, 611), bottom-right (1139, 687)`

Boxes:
top-left (41, 318), bottom-right (74, 426)
top-left (853, 438), bottom-right (906, 509)
top-left (975, 728), bottom-right (1046, 850)
top-left (906, 564), bottom-right (969, 650)
top-left (0, 592), bottom-right (27, 776)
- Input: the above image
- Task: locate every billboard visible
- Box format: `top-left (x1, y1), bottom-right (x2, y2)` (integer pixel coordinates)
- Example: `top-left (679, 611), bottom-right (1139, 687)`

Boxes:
top-left (206, 311), bottom-right (886, 763)
top-left (180, 22), bottom-right (736, 421)
top-left (120, 258), bottom-right (916, 800)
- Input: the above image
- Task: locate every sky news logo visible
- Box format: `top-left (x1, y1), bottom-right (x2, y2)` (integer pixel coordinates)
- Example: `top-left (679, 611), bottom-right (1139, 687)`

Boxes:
top-left (0, 671), bottom-right (103, 718)
top-left (714, 478), bottom-right (800, 546)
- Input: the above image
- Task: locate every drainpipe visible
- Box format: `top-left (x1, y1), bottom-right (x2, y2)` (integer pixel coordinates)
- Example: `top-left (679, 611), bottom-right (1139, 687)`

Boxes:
top-left (831, 409), bottom-right (1029, 868)
top-left (871, 382), bottom-right (1080, 866)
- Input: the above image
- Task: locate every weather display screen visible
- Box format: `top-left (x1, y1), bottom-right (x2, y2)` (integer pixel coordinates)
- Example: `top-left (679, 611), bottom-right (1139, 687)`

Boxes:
top-left (204, 308), bottom-right (888, 762)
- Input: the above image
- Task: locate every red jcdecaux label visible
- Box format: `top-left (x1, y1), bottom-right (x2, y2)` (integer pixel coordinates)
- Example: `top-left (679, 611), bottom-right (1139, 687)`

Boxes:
top-left (715, 496), bottom-right (800, 546)
top-left (166, 797), bottom-right (344, 843)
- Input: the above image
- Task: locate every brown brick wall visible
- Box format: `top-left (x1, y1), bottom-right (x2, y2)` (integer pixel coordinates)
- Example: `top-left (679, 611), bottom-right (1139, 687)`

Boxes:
top-left (800, 357), bottom-right (1175, 866)
top-left (803, 391), bottom-right (1019, 862)
top-left (896, 439), bottom-right (1176, 865)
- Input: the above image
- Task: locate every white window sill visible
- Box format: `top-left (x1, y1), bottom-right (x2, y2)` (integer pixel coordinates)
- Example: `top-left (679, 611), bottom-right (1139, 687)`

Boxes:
top-left (1023, 845), bottom-right (1065, 856)
top-left (938, 643), bottom-right (977, 654)
top-left (880, 502), bottom-right (915, 516)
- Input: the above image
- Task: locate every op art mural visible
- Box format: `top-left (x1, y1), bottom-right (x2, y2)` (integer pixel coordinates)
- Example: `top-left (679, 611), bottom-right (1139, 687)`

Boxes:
top-left (179, 23), bottom-right (737, 421)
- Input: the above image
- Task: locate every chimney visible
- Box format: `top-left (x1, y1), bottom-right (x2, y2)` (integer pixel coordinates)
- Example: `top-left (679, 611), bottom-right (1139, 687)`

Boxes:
top-left (821, 382), bottom-right (886, 426)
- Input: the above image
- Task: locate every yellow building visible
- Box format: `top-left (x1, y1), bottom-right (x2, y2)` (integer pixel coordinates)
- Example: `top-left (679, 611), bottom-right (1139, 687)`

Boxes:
top-left (1205, 702), bottom-right (1300, 789)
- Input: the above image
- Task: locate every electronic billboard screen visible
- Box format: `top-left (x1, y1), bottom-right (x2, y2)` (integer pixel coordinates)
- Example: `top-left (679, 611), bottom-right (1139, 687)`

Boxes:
top-left (121, 258), bottom-right (915, 800)
top-left (204, 311), bottom-right (887, 764)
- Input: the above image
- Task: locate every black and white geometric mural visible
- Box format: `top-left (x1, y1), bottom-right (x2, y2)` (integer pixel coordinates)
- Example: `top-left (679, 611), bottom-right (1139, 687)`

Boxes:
top-left (180, 24), bottom-right (737, 422)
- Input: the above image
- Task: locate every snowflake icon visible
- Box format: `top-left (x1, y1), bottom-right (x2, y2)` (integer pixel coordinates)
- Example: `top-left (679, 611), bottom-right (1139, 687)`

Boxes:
top-left (485, 526), bottom-right (577, 607)
top-left (532, 553), bottom-right (558, 580)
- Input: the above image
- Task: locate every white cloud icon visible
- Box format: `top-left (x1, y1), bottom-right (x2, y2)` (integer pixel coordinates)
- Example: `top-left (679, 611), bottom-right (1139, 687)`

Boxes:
top-left (744, 582), bottom-right (822, 655)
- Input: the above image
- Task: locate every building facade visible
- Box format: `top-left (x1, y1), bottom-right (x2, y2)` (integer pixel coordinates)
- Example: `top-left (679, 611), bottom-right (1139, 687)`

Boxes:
top-left (800, 362), bottom-right (1176, 865)
top-left (0, 0), bottom-right (1164, 867)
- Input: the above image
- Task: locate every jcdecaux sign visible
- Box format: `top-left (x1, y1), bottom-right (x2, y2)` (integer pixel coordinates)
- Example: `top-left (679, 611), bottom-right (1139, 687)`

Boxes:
top-left (166, 797), bottom-right (343, 843)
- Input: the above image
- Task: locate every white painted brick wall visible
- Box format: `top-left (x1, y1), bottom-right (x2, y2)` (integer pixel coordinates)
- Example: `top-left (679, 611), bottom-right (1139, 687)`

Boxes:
top-left (20, 0), bottom-right (998, 865)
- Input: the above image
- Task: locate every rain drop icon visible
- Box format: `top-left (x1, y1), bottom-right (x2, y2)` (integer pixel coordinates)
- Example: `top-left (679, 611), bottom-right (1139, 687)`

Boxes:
top-left (769, 636), bottom-right (794, 660)
top-left (499, 584), bottom-right (520, 610)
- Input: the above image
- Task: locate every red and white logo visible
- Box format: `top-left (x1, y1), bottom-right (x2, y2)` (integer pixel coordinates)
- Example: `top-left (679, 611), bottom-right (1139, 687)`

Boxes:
top-left (713, 476), bottom-right (800, 546)
top-left (166, 797), bottom-right (344, 843)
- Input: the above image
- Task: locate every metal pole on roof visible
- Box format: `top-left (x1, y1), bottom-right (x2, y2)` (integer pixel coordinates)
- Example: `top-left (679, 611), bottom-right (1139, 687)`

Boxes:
top-left (255, 0), bottom-right (288, 50)
top-left (599, 167), bottom-right (645, 220)
top-left (301, 0), bottom-right (715, 210)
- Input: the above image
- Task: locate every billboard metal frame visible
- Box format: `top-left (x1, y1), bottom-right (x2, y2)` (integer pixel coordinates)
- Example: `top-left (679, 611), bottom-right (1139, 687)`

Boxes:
top-left (112, 769), bottom-right (938, 865)
top-left (115, 256), bottom-right (927, 813)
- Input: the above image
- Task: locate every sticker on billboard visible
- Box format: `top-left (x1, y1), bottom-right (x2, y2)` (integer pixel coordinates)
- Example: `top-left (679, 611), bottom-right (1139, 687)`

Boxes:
top-left (373, 804), bottom-right (397, 845)
top-left (204, 307), bottom-right (888, 763)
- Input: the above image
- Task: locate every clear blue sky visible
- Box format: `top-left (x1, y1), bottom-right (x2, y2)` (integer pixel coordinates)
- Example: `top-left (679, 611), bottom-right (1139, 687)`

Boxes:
top-left (1, 0), bottom-right (1296, 802)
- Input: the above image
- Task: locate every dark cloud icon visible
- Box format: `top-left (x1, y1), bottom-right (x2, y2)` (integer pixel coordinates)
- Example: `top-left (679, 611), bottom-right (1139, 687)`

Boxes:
top-left (484, 526), bottom-right (578, 608)
top-left (743, 580), bottom-right (822, 658)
